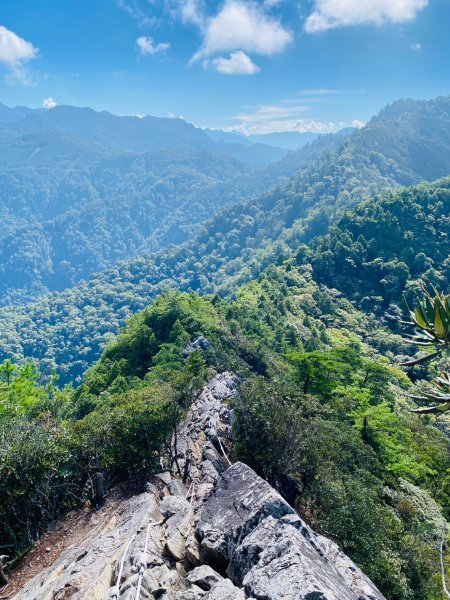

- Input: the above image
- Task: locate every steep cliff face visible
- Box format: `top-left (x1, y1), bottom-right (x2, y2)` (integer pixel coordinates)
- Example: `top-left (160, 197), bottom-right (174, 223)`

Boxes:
top-left (13, 373), bottom-right (385, 600)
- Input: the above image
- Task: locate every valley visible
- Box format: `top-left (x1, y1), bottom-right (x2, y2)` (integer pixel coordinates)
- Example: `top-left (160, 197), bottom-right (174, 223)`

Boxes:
top-left (1, 97), bottom-right (450, 600)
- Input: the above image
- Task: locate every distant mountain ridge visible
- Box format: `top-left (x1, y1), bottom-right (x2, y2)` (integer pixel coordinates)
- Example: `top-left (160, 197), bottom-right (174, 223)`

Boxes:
top-left (0, 103), bottom-right (288, 166)
top-left (0, 102), bottom-right (38, 123)
top-left (206, 127), bottom-right (322, 150)
top-left (247, 130), bottom-right (320, 150)
top-left (0, 102), bottom-right (324, 152)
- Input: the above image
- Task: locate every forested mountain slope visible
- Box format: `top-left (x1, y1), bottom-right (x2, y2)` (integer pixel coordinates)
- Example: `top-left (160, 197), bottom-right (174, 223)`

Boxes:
top-left (309, 178), bottom-right (450, 309)
top-left (1, 261), bottom-right (448, 599)
top-left (0, 103), bottom-right (289, 305)
top-left (0, 147), bottom-right (247, 304)
top-left (0, 125), bottom-right (351, 305)
top-left (2, 97), bottom-right (450, 382)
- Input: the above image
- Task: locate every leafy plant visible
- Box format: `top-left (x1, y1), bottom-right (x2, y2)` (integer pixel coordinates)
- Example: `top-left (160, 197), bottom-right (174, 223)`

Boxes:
top-left (402, 286), bottom-right (450, 413)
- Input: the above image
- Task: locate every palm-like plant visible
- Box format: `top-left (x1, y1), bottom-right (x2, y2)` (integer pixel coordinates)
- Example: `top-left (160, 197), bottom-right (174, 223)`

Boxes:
top-left (401, 286), bottom-right (450, 414)
top-left (410, 371), bottom-right (450, 414)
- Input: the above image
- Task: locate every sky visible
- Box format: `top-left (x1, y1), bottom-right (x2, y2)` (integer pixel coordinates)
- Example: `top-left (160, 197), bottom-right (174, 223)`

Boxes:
top-left (0, 0), bottom-right (449, 134)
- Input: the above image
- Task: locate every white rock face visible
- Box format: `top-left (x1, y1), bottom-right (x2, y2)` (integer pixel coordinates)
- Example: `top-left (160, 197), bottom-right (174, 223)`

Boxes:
top-left (197, 461), bottom-right (385, 600)
top-left (12, 372), bottom-right (385, 600)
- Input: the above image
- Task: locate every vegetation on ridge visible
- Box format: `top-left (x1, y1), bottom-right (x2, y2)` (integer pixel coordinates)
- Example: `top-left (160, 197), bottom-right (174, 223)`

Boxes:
top-left (1, 260), bottom-right (449, 599)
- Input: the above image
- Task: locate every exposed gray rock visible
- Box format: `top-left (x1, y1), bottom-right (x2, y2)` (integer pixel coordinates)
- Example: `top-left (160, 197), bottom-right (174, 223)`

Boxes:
top-left (202, 444), bottom-right (221, 469)
top-left (197, 461), bottom-right (296, 570)
top-left (165, 501), bottom-right (195, 561)
top-left (203, 579), bottom-right (246, 599)
top-left (13, 494), bottom-right (165, 600)
top-left (185, 532), bottom-right (202, 566)
top-left (315, 536), bottom-right (384, 600)
top-left (230, 516), bottom-right (358, 599)
top-left (161, 496), bottom-right (191, 518)
top-left (186, 566), bottom-right (223, 591)
top-left (207, 372), bottom-right (237, 401)
top-left (155, 472), bottom-right (172, 485)
top-left (183, 336), bottom-right (212, 358)
top-left (170, 480), bottom-right (188, 497)
top-left (197, 462), bottom-right (386, 600)
top-left (200, 460), bottom-right (220, 485)
top-left (177, 589), bottom-right (206, 600)
top-left (12, 373), bottom-right (385, 600)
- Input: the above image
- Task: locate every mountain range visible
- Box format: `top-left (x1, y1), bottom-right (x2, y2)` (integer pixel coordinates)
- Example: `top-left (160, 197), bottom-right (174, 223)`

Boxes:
top-left (1, 96), bottom-right (450, 382)
top-left (0, 103), bottom-right (350, 305)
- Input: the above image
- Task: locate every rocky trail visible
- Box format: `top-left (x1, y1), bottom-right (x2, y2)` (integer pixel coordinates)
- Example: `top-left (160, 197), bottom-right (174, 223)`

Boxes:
top-left (9, 373), bottom-right (386, 600)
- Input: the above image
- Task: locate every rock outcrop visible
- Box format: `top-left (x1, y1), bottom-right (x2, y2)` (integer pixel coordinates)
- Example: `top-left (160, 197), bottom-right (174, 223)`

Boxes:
top-left (13, 373), bottom-right (386, 600)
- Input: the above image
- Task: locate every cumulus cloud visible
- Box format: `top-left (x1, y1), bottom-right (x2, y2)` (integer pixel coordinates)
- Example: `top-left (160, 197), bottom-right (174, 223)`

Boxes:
top-left (136, 35), bottom-right (170, 55)
top-left (304, 0), bottom-right (428, 33)
top-left (410, 42), bottom-right (422, 51)
top-left (191, 1), bottom-right (292, 62)
top-left (120, 1), bottom-right (291, 74)
top-left (0, 25), bottom-right (38, 84)
top-left (352, 119), bottom-right (365, 128)
top-left (209, 50), bottom-right (260, 75)
top-left (42, 97), bottom-right (57, 109)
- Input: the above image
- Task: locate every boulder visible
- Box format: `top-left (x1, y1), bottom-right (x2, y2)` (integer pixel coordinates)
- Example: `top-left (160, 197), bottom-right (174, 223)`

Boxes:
top-left (316, 535), bottom-right (385, 600)
top-left (203, 579), bottom-right (246, 600)
top-left (197, 462), bottom-right (386, 600)
top-left (186, 566), bottom-right (223, 591)
top-left (155, 472), bottom-right (172, 485)
top-left (165, 499), bottom-right (195, 561)
top-left (169, 480), bottom-right (188, 497)
top-left (197, 461), bottom-right (296, 569)
top-left (230, 516), bottom-right (359, 600)
top-left (161, 496), bottom-right (191, 518)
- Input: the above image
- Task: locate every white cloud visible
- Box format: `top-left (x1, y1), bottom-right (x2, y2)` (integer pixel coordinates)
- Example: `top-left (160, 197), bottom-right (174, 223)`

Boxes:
top-left (236, 103), bottom-right (311, 123)
top-left (136, 35), bottom-right (170, 55)
top-left (304, 0), bottom-right (428, 33)
top-left (0, 25), bottom-right (38, 84)
top-left (229, 99), bottom-right (336, 134)
top-left (228, 119), bottom-right (335, 135)
top-left (42, 97), bottom-right (57, 109)
top-left (0, 25), bottom-right (37, 65)
top-left (298, 88), bottom-right (342, 95)
top-left (180, 0), bottom-right (206, 27)
top-left (116, 0), bottom-right (157, 27)
top-left (191, 1), bottom-right (292, 62)
top-left (209, 50), bottom-right (260, 75)
top-left (410, 42), bottom-right (422, 51)
top-left (352, 119), bottom-right (365, 128)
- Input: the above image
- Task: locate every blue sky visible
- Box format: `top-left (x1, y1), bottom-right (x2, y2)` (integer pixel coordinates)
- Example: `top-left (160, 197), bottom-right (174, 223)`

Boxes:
top-left (0, 0), bottom-right (449, 134)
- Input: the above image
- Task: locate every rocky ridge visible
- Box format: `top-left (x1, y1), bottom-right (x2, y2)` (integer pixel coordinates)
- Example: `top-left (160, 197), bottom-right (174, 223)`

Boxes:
top-left (13, 373), bottom-right (386, 600)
